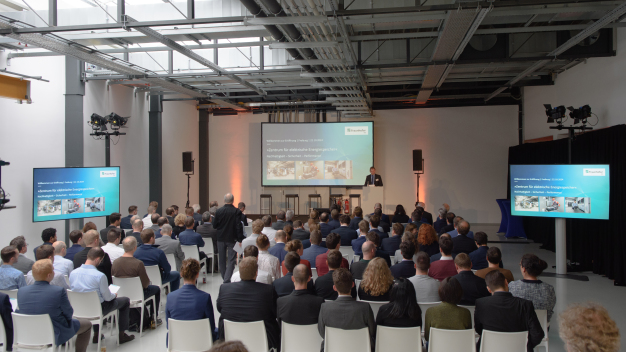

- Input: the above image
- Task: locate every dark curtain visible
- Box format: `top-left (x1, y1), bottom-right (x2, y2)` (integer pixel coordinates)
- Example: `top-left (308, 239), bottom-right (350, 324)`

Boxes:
top-left (508, 125), bottom-right (626, 283)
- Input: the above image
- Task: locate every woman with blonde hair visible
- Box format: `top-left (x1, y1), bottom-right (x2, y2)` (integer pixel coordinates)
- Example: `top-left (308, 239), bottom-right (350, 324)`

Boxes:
top-left (281, 240), bottom-right (312, 276)
top-left (172, 213), bottom-right (187, 239)
top-left (417, 224), bottom-right (439, 256)
top-left (358, 257), bottom-right (395, 301)
top-left (304, 209), bottom-right (319, 231)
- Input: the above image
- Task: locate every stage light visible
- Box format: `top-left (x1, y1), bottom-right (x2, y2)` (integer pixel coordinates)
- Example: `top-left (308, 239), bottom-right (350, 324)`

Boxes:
top-left (544, 104), bottom-right (566, 123)
top-left (567, 105), bottom-right (592, 124)
top-left (89, 113), bottom-right (108, 131)
top-left (107, 113), bottom-right (128, 129)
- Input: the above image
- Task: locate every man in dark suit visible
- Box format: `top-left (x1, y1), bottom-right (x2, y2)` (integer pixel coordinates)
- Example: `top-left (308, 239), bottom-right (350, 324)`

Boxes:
top-left (447, 216), bottom-right (475, 239)
top-left (319, 212), bottom-right (335, 238)
top-left (213, 193), bottom-right (244, 283)
top-left (277, 264), bottom-right (324, 325)
top-left (374, 209), bottom-right (391, 233)
top-left (100, 213), bottom-right (124, 244)
top-left (135, 229), bottom-right (181, 292)
top-left (301, 230), bottom-right (327, 268)
top-left (268, 230), bottom-right (288, 264)
top-left (433, 208), bottom-right (447, 234)
top-left (165, 207), bottom-right (176, 227)
top-left (350, 241), bottom-right (375, 280)
top-left (318, 268), bottom-right (375, 351)
top-left (73, 230), bottom-right (112, 284)
top-left (120, 205), bottom-right (137, 230)
top-left (64, 230), bottom-right (84, 261)
top-left (369, 215), bottom-right (388, 241)
top-left (416, 202), bottom-right (434, 225)
top-left (315, 250), bottom-right (356, 300)
top-left (348, 207), bottom-right (364, 231)
top-left (453, 253), bottom-right (490, 305)
top-left (328, 209), bottom-right (341, 229)
top-left (127, 219), bottom-right (144, 246)
top-left (196, 211), bottom-right (219, 271)
top-left (178, 217), bottom-right (207, 262)
top-left (438, 212), bottom-right (455, 235)
top-left (237, 202), bottom-right (248, 226)
top-left (363, 166), bottom-right (383, 186)
top-left (192, 204), bottom-right (203, 224)
top-left (452, 221), bottom-right (477, 255)
top-left (362, 232), bottom-right (391, 267)
top-left (147, 213), bottom-right (161, 234)
top-left (381, 223), bottom-right (403, 256)
top-left (273, 252), bottom-right (315, 297)
top-left (217, 257), bottom-right (280, 350)
top-left (291, 220), bottom-right (310, 241)
top-left (333, 215), bottom-right (358, 246)
top-left (475, 271), bottom-right (544, 352)
top-left (469, 232), bottom-right (490, 270)
top-left (272, 210), bottom-right (286, 230)
top-left (371, 205), bottom-right (390, 226)
top-left (390, 241), bottom-right (416, 279)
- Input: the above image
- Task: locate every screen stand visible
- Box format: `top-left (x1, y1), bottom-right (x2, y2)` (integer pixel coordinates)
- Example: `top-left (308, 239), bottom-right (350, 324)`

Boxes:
top-left (555, 218), bottom-right (566, 275)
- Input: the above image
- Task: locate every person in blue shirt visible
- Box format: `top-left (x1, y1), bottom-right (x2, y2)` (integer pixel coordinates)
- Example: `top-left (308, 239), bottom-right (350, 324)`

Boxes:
top-left (33, 228), bottom-right (57, 258)
top-left (64, 230), bottom-right (84, 261)
top-left (328, 209), bottom-right (341, 229)
top-left (332, 215), bottom-right (358, 246)
top-left (178, 217), bottom-right (207, 262)
top-left (134, 229), bottom-right (181, 292)
top-left (165, 258), bottom-right (218, 345)
top-left (17, 259), bottom-right (92, 352)
top-left (348, 207), bottom-right (364, 230)
top-left (268, 230), bottom-right (288, 264)
top-left (120, 205), bottom-right (138, 230)
top-left (469, 232), bottom-right (490, 270)
top-left (319, 213), bottom-right (335, 238)
top-left (0, 246), bottom-right (27, 290)
top-left (352, 220), bottom-right (369, 256)
top-left (301, 230), bottom-right (327, 268)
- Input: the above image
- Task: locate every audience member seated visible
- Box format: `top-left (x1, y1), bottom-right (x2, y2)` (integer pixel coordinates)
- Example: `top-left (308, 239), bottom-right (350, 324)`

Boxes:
top-left (278, 263), bottom-right (324, 325)
top-left (154, 224), bottom-right (186, 271)
top-left (100, 212), bottom-right (124, 244)
top-left (63, 231), bottom-right (84, 262)
top-left (283, 224), bottom-right (294, 242)
top-left (0, 246), bottom-right (27, 290)
top-left (208, 341), bottom-right (249, 352)
top-left (52, 241), bottom-right (74, 277)
top-left (417, 202), bottom-right (434, 225)
top-left (271, 210), bottom-right (286, 231)
top-left (231, 246), bottom-right (273, 284)
top-left (358, 257), bottom-right (394, 301)
top-left (381, 223), bottom-right (403, 256)
top-left (370, 203), bottom-right (390, 224)
top-left (475, 270), bottom-right (544, 352)
top-left (417, 224), bottom-right (440, 257)
top-left (437, 212), bottom-right (455, 235)
top-left (433, 208), bottom-right (447, 234)
top-left (242, 219), bottom-right (275, 250)
top-left (165, 206), bottom-right (176, 227)
top-left (447, 216), bottom-right (475, 239)
top-left (374, 208), bottom-right (391, 233)
top-left (269, 230), bottom-right (288, 264)
top-left (73, 230), bottom-right (113, 284)
top-left (25, 245), bottom-right (68, 289)
top-left (179, 217), bottom-right (207, 262)
top-left (318, 268), bottom-right (375, 352)
top-left (18, 259), bottom-right (92, 352)
top-left (428, 236), bottom-right (457, 281)
top-left (451, 221), bottom-right (477, 255)
top-left (134, 229), bottom-right (180, 292)
top-left (348, 206), bottom-right (364, 230)
top-left (315, 250), bottom-right (356, 300)
top-left (256, 234), bottom-right (281, 280)
top-left (429, 233), bottom-right (455, 263)
top-left (10, 236), bottom-right (34, 274)
top-left (142, 204), bottom-right (157, 229)
top-left (291, 220), bottom-right (310, 241)
top-left (301, 230), bottom-right (326, 268)
top-left (475, 247), bottom-right (515, 283)
top-left (394, 233), bottom-right (414, 264)
top-left (129, 219), bottom-right (144, 245)
top-left (362, 231), bottom-right (391, 267)
top-left (351, 220), bottom-right (370, 256)
top-left (390, 241), bottom-right (416, 279)
top-left (281, 240), bottom-right (312, 276)
top-left (318, 212), bottom-right (335, 238)
top-left (409, 251), bottom-right (441, 303)
top-left (559, 303), bottom-right (620, 352)
top-left (285, 209), bottom-right (294, 227)
top-left (452, 253), bottom-right (489, 305)
top-left (261, 215), bottom-right (277, 241)
top-left (369, 214), bottom-right (388, 240)
top-left (166, 258), bottom-right (218, 342)
top-left (111, 237), bottom-right (161, 326)
top-left (304, 210), bottom-right (319, 232)
top-left (172, 214), bottom-right (187, 240)
top-left (217, 257), bottom-right (280, 351)
top-left (33, 228), bottom-right (57, 257)
top-left (102, 229), bottom-right (124, 263)
top-left (468, 232), bottom-right (489, 270)
top-left (350, 241), bottom-right (376, 280)
top-left (315, 233), bottom-right (349, 277)
top-left (196, 212), bottom-right (218, 271)
top-left (411, 208), bottom-right (426, 229)
top-left (391, 204), bottom-right (410, 224)
top-left (82, 222), bottom-right (97, 236)
top-left (184, 207), bottom-right (200, 230)
top-left (376, 278), bottom-right (422, 328)
top-left (121, 205), bottom-right (137, 230)
top-left (423, 277), bottom-right (472, 342)
top-left (192, 204), bottom-right (203, 224)
top-left (333, 214), bottom-right (358, 246)
top-left (155, 216), bottom-right (169, 238)
top-left (124, 216), bottom-right (140, 237)
top-left (509, 254), bottom-right (556, 322)
top-left (273, 252), bottom-right (315, 297)
top-left (328, 209), bottom-right (341, 229)
top-left (69, 248), bottom-right (135, 344)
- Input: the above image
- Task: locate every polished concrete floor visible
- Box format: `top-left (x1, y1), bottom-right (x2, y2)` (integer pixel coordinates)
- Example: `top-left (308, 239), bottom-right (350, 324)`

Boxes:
top-left (105, 224), bottom-right (625, 352)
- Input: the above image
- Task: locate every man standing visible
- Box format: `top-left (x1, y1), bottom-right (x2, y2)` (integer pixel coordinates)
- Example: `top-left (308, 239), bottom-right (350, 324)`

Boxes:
top-left (10, 236), bottom-right (34, 274)
top-left (452, 253), bottom-right (490, 305)
top-left (333, 215), bottom-right (358, 246)
top-left (364, 166), bottom-right (383, 186)
top-left (102, 229), bottom-right (124, 263)
top-left (272, 210), bottom-right (287, 230)
top-left (154, 224), bottom-right (185, 271)
top-left (100, 213), bottom-right (123, 244)
top-left (52, 241), bottom-right (74, 277)
top-left (0, 246), bottom-right (27, 290)
top-left (277, 264), bottom-right (324, 325)
top-left (134, 229), bottom-right (180, 292)
top-left (120, 205), bottom-right (137, 230)
top-left (213, 193), bottom-right (244, 283)
top-left (409, 251), bottom-right (441, 303)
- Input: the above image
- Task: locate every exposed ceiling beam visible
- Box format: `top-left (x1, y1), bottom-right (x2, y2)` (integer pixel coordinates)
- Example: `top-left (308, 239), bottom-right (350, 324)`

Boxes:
top-left (269, 41), bottom-right (338, 49)
top-left (245, 15), bottom-right (327, 25)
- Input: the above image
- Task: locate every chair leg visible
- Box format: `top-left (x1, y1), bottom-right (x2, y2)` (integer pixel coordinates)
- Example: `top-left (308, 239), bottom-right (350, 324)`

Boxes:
top-left (97, 320), bottom-right (102, 352)
top-left (139, 304), bottom-right (144, 337)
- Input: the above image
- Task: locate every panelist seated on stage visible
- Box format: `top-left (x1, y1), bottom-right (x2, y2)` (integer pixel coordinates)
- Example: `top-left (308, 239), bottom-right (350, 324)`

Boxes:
top-left (364, 166), bottom-right (383, 186)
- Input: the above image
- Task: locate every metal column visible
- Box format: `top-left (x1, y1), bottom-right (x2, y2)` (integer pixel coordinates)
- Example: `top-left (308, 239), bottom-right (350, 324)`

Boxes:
top-left (149, 95), bottom-right (163, 214)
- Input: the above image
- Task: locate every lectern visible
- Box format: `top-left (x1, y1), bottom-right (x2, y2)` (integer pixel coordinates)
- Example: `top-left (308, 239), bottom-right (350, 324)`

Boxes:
top-left (362, 186), bottom-right (383, 212)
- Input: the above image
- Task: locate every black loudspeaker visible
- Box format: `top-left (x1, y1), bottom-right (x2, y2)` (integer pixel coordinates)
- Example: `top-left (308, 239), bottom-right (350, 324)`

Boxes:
top-left (413, 150), bottom-right (423, 172)
top-left (182, 152), bottom-right (193, 173)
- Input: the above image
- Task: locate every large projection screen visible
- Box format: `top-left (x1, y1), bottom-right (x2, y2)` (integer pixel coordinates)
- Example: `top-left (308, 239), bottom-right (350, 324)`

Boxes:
top-left (510, 164), bottom-right (610, 220)
top-left (262, 122), bottom-right (374, 187)
top-left (33, 166), bottom-right (121, 222)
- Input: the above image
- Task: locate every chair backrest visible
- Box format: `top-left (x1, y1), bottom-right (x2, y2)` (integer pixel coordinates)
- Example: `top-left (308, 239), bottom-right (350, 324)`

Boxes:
top-left (459, 305), bottom-right (476, 322)
top-left (12, 313), bottom-right (57, 348)
top-left (223, 320), bottom-right (268, 352)
top-left (324, 326), bottom-right (370, 352)
top-left (244, 226), bottom-right (253, 237)
top-left (428, 328), bottom-right (476, 352)
top-left (418, 302), bottom-right (441, 328)
top-left (145, 265), bottom-right (164, 287)
top-left (0, 290), bottom-right (17, 300)
top-left (535, 310), bottom-right (549, 340)
top-left (479, 330), bottom-right (527, 352)
top-left (360, 300), bottom-right (389, 318)
top-left (168, 318), bottom-right (213, 352)
top-left (376, 325), bottom-right (422, 352)
top-left (201, 240), bottom-right (214, 255)
top-left (311, 268), bottom-right (318, 280)
top-left (67, 290), bottom-right (104, 319)
top-left (181, 245), bottom-right (200, 261)
top-left (112, 276), bottom-right (145, 303)
top-left (355, 279), bottom-right (361, 293)
top-left (166, 253), bottom-right (177, 270)
top-left (281, 322), bottom-right (322, 352)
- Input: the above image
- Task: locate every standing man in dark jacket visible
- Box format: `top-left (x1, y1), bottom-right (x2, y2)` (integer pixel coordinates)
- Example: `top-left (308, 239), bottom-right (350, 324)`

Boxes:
top-left (213, 193), bottom-right (244, 283)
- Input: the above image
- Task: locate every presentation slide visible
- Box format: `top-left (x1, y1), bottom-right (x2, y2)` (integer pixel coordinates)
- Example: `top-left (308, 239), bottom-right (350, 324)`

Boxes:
top-left (33, 167), bottom-right (120, 222)
top-left (510, 165), bottom-right (610, 220)
top-left (262, 122), bottom-right (374, 186)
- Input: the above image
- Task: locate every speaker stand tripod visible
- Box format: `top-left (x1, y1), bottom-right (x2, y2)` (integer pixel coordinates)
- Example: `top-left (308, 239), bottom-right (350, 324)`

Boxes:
top-left (415, 159), bottom-right (424, 203)
top-left (185, 159), bottom-right (195, 209)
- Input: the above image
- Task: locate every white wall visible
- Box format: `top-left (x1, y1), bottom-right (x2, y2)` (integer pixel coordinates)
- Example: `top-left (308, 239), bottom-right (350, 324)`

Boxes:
top-left (524, 27), bottom-right (626, 140)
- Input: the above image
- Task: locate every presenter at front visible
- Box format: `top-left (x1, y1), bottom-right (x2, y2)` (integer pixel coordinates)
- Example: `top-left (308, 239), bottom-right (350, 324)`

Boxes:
top-left (364, 166), bottom-right (383, 186)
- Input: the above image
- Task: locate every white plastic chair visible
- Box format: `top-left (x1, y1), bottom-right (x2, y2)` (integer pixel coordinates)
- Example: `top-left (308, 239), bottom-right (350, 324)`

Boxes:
top-left (390, 256), bottom-right (398, 266)
top-left (223, 320), bottom-right (268, 352)
top-left (200, 241), bottom-right (216, 274)
top-left (376, 325), bottom-right (422, 352)
top-left (428, 328), bottom-right (476, 352)
top-left (459, 305), bottom-right (476, 323)
top-left (535, 310), bottom-right (549, 352)
top-left (324, 326), bottom-right (370, 352)
top-left (479, 330), bottom-right (527, 352)
top-left (244, 226), bottom-right (253, 237)
top-left (112, 276), bottom-right (156, 337)
top-left (166, 253), bottom-right (177, 271)
top-left (146, 265), bottom-right (169, 295)
top-left (311, 268), bottom-right (318, 280)
top-left (355, 279), bottom-right (361, 296)
top-left (12, 313), bottom-right (68, 352)
top-left (67, 290), bottom-right (118, 352)
top-left (167, 318), bottom-right (213, 352)
top-left (0, 290), bottom-right (17, 300)
top-left (181, 245), bottom-right (207, 279)
top-left (281, 322), bottom-right (322, 352)
top-left (360, 300), bottom-right (388, 318)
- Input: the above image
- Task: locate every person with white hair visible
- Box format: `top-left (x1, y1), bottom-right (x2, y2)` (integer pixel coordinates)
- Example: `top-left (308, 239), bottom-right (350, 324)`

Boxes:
top-left (52, 241), bottom-right (74, 277)
top-left (416, 201), bottom-right (433, 225)
top-left (370, 203), bottom-right (390, 224)
top-left (213, 193), bottom-right (244, 283)
top-left (192, 204), bottom-right (203, 224)
top-left (285, 210), bottom-right (294, 226)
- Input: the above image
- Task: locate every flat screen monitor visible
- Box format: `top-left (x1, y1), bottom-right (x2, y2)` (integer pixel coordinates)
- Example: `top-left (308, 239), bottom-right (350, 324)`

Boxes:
top-left (33, 167), bottom-right (120, 222)
top-left (261, 122), bottom-right (374, 187)
top-left (510, 164), bottom-right (609, 220)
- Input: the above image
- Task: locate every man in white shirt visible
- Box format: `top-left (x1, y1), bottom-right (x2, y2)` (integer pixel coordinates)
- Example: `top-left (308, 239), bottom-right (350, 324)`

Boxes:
top-left (261, 215), bottom-right (277, 241)
top-left (409, 251), bottom-right (441, 302)
top-left (52, 241), bottom-right (74, 277)
top-left (142, 205), bottom-right (157, 229)
top-left (101, 229), bottom-right (124, 263)
top-left (242, 219), bottom-right (276, 250)
top-left (230, 245), bottom-right (273, 284)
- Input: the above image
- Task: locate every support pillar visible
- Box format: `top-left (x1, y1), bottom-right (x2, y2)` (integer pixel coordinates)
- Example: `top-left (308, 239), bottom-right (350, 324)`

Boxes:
top-left (48, 0), bottom-right (57, 26)
top-left (198, 109), bottom-right (209, 212)
top-left (149, 95), bottom-right (163, 214)
top-left (555, 218), bottom-right (567, 275)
